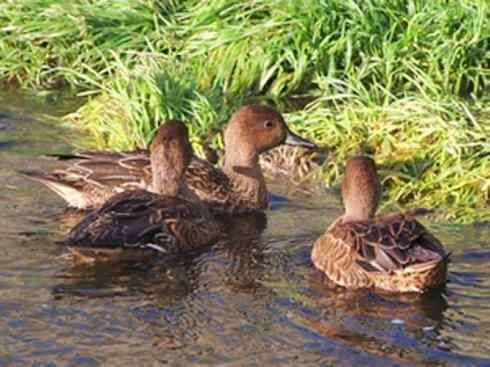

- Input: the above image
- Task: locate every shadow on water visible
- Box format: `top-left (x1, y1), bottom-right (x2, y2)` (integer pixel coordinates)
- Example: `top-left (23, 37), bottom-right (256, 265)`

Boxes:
top-left (1, 90), bottom-right (490, 366)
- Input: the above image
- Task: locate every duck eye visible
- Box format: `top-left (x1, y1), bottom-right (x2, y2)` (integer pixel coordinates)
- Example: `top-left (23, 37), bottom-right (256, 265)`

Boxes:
top-left (264, 120), bottom-right (275, 129)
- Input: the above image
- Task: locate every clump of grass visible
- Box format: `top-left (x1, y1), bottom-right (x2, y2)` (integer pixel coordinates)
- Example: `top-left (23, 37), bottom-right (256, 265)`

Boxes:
top-left (68, 56), bottom-right (242, 156)
top-left (181, 0), bottom-right (488, 99)
top-left (0, 0), bottom-right (489, 222)
top-left (0, 0), bottom-right (183, 87)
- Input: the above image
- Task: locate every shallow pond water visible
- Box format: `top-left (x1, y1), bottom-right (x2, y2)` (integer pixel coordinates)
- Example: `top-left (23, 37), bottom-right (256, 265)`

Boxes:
top-left (1, 91), bottom-right (489, 366)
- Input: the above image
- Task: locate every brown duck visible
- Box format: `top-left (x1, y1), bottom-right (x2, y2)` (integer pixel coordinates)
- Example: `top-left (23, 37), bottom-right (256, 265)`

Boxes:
top-left (21, 105), bottom-right (316, 214)
top-left (311, 156), bottom-right (449, 293)
top-left (57, 120), bottom-right (223, 263)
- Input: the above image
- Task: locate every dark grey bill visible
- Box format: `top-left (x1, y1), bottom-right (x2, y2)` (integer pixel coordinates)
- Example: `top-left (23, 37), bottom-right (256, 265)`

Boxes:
top-left (285, 129), bottom-right (317, 149)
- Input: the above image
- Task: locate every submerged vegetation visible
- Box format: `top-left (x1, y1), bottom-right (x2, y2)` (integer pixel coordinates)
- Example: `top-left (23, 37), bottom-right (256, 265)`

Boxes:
top-left (0, 0), bottom-right (488, 222)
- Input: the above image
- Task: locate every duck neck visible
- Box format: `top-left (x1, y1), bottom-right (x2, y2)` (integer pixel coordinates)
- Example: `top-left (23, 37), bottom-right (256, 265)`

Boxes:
top-left (223, 148), bottom-right (268, 209)
top-left (151, 147), bottom-right (183, 197)
top-left (151, 169), bottom-right (180, 196)
top-left (342, 202), bottom-right (377, 223)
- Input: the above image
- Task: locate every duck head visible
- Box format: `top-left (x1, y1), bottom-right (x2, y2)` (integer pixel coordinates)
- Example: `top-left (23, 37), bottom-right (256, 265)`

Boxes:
top-left (223, 105), bottom-right (317, 164)
top-left (150, 120), bottom-right (193, 196)
top-left (341, 156), bottom-right (382, 223)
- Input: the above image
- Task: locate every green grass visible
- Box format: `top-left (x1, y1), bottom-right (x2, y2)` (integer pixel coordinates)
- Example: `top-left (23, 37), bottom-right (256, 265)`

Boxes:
top-left (1, 0), bottom-right (489, 222)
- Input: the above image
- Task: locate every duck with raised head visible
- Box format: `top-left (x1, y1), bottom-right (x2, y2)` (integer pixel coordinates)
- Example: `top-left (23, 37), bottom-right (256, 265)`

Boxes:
top-left (57, 120), bottom-right (223, 263)
top-left (311, 156), bottom-right (449, 293)
top-left (21, 105), bottom-right (317, 214)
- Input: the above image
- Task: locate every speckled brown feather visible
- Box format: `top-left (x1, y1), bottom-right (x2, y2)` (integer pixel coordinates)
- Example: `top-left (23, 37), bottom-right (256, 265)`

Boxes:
top-left (58, 190), bottom-right (222, 255)
top-left (27, 153), bottom-right (263, 215)
top-left (312, 212), bottom-right (449, 293)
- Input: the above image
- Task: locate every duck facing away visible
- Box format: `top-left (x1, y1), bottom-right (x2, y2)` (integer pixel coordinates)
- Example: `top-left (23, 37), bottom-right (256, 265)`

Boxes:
top-left (58, 120), bottom-right (223, 263)
top-left (311, 156), bottom-right (449, 293)
top-left (21, 105), bottom-right (317, 214)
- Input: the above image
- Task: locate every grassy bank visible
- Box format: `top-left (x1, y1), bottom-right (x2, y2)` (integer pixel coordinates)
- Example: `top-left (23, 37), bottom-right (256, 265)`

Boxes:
top-left (1, 0), bottom-right (489, 222)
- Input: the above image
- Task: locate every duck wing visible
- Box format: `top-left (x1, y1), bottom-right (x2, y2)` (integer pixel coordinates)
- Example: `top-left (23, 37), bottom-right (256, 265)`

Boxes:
top-left (48, 149), bottom-right (152, 189)
top-left (332, 212), bottom-right (447, 273)
top-left (27, 149), bottom-right (258, 214)
top-left (54, 152), bottom-right (229, 196)
top-left (185, 157), bottom-right (232, 200)
top-left (185, 157), bottom-right (256, 213)
top-left (23, 150), bottom-right (219, 208)
top-left (58, 190), bottom-right (220, 254)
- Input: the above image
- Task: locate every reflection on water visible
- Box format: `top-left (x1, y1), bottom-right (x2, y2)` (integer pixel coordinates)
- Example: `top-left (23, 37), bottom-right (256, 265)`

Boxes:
top-left (1, 91), bottom-right (490, 366)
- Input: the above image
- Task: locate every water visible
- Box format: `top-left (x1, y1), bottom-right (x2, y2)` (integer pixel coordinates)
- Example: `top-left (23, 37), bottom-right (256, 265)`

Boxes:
top-left (1, 91), bottom-right (489, 366)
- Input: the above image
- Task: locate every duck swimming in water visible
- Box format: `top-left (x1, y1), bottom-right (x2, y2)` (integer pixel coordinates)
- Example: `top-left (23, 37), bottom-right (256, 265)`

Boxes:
top-left (311, 156), bottom-right (449, 293)
top-left (22, 105), bottom-right (317, 215)
top-left (58, 120), bottom-right (223, 263)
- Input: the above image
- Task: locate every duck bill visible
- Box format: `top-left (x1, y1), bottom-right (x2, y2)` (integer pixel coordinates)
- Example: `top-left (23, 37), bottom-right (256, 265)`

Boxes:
top-left (285, 130), bottom-right (317, 149)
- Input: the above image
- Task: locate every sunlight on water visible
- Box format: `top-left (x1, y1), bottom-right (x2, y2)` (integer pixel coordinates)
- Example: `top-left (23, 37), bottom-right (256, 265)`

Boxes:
top-left (0, 91), bottom-right (489, 366)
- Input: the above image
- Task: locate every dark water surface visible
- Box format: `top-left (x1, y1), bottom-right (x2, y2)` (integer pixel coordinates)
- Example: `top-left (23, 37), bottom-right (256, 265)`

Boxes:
top-left (1, 92), bottom-right (489, 366)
